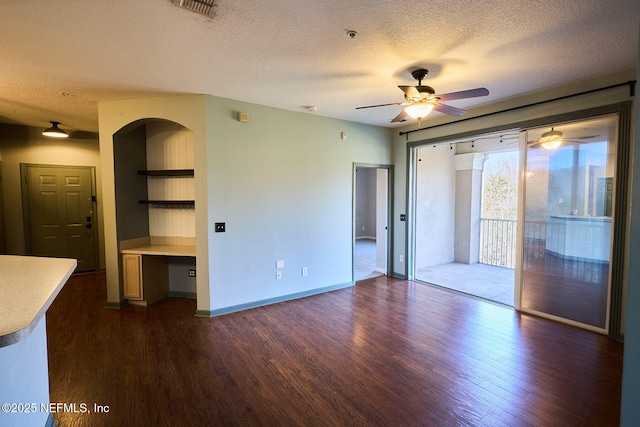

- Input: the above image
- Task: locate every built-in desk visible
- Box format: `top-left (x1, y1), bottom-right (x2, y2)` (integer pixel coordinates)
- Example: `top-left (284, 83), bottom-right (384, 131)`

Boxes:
top-left (120, 237), bottom-right (195, 306)
top-left (0, 255), bottom-right (77, 427)
top-left (121, 244), bottom-right (196, 257)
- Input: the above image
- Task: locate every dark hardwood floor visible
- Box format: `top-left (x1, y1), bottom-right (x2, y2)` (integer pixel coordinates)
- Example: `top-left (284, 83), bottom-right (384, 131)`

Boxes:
top-left (46, 272), bottom-right (623, 426)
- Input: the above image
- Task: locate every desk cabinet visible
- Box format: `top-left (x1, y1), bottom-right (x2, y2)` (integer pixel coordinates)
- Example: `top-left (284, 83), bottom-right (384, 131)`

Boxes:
top-left (122, 254), bottom-right (169, 306)
top-left (122, 254), bottom-right (143, 300)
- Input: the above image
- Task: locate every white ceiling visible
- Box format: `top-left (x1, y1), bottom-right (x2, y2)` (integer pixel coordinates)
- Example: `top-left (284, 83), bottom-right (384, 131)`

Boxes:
top-left (0, 0), bottom-right (638, 133)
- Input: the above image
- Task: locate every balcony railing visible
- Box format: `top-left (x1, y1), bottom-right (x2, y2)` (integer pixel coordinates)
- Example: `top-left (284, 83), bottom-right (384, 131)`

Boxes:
top-left (479, 218), bottom-right (517, 269)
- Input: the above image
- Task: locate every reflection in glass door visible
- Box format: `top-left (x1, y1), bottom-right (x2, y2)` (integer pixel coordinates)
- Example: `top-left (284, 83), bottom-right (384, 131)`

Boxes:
top-left (520, 116), bottom-right (617, 330)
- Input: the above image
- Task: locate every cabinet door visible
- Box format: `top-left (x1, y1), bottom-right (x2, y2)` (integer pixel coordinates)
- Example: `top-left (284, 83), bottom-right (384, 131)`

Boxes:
top-left (122, 254), bottom-right (143, 300)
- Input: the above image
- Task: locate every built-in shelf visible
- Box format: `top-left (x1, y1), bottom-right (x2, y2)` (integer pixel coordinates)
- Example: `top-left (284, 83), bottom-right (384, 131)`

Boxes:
top-left (139, 200), bottom-right (195, 209)
top-left (138, 169), bottom-right (194, 177)
top-left (138, 169), bottom-right (195, 208)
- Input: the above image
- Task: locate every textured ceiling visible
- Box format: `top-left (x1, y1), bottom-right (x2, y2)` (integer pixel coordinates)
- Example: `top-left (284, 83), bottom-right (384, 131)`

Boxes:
top-left (0, 0), bottom-right (638, 133)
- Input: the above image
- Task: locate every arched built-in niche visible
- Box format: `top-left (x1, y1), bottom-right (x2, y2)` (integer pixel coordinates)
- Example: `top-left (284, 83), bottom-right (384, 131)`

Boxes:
top-left (113, 118), bottom-right (197, 306)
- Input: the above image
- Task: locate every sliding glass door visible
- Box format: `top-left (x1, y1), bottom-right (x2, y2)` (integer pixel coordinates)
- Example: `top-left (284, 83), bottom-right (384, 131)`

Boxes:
top-left (520, 115), bottom-right (618, 331)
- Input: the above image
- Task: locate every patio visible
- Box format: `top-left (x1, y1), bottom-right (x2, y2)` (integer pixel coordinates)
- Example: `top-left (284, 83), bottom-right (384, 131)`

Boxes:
top-left (416, 262), bottom-right (515, 306)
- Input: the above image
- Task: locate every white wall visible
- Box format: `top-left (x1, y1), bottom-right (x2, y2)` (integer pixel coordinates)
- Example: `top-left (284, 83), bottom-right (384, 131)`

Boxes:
top-left (414, 144), bottom-right (456, 268)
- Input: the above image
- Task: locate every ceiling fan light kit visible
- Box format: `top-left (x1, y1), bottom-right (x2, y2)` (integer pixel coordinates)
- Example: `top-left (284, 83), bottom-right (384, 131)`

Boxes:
top-left (540, 140), bottom-right (562, 150)
top-left (404, 102), bottom-right (435, 120)
top-left (539, 127), bottom-right (563, 149)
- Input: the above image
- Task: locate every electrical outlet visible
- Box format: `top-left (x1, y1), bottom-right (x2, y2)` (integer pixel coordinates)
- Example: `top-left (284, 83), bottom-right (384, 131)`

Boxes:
top-left (276, 271), bottom-right (282, 280)
top-left (302, 267), bottom-right (308, 276)
top-left (188, 269), bottom-right (196, 277)
top-left (399, 255), bottom-right (404, 263)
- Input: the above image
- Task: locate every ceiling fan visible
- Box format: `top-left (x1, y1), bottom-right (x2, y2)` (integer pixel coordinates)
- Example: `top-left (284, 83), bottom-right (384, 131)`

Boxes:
top-left (355, 69), bottom-right (489, 123)
top-left (528, 128), bottom-right (601, 149)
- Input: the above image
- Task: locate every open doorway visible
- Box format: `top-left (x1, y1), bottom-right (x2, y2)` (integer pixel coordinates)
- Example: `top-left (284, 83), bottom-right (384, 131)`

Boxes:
top-left (354, 165), bottom-right (391, 281)
top-left (413, 132), bottom-right (518, 305)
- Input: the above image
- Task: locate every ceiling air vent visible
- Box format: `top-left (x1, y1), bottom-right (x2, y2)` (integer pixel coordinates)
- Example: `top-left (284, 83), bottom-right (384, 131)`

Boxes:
top-left (172, 0), bottom-right (217, 18)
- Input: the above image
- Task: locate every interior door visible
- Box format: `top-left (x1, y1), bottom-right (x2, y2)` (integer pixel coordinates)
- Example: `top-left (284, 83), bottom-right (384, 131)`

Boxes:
top-left (520, 116), bottom-right (617, 331)
top-left (23, 164), bottom-right (96, 272)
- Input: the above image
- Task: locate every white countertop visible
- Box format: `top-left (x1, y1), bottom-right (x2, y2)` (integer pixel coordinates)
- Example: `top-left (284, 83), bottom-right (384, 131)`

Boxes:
top-left (0, 255), bottom-right (77, 348)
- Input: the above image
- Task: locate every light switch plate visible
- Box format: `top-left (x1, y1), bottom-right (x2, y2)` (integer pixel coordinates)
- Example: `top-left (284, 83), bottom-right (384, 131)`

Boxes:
top-left (276, 260), bottom-right (284, 269)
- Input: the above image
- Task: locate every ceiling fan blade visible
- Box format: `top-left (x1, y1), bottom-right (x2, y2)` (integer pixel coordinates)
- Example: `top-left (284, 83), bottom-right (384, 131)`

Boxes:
top-left (564, 139), bottom-right (585, 144)
top-left (398, 85), bottom-right (420, 100)
top-left (391, 110), bottom-right (410, 123)
top-left (356, 102), bottom-right (405, 110)
top-left (568, 134), bottom-right (600, 140)
top-left (433, 103), bottom-right (466, 117)
top-left (437, 87), bottom-right (489, 101)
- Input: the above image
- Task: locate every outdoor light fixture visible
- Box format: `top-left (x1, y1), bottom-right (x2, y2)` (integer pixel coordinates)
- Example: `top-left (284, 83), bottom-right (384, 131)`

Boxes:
top-left (539, 127), bottom-right (562, 150)
top-left (42, 121), bottom-right (69, 138)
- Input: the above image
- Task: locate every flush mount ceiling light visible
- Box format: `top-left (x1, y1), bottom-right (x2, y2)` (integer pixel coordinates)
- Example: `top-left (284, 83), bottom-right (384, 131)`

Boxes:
top-left (539, 127), bottom-right (563, 150)
top-left (42, 121), bottom-right (69, 138)
top-left (172, 0), bottom-right (217, 18)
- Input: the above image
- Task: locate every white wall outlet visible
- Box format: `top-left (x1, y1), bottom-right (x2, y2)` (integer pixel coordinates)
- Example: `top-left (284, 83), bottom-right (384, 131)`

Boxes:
top-left (276, 260), bottom-right (284, 269)
top-left (302, 267), bottom-right (308, 276)
top-left (276, 271), bottom-right (282, 280)
top-left (399, 255), bottom-right (404, 263)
